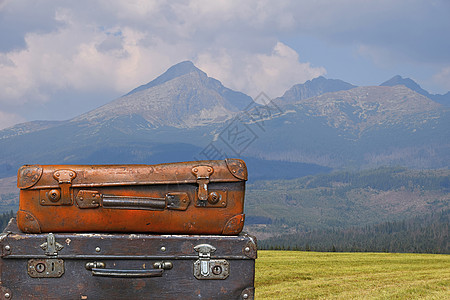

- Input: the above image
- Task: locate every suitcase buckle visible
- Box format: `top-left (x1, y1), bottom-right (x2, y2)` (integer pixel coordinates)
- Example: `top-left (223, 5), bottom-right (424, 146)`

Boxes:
top-left (193, 244), bottom-right (229, 280)
top-left (192, 166), bottom-right (227, 208)
top-left (192, 166), bottom-right (213, 202)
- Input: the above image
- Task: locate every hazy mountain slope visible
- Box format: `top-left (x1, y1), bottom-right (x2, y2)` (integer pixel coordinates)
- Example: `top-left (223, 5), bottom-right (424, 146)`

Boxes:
top-left (278, 76), bottom-right (357, 104)
top-left (73, 61), bottom-right (254, 127)
top-left (381, 75), bottom-right (450, 106)
top-left (0, 120), bottom-right (64, 140)
top-left (0, 62), bottom-right (448, 180)
top-left (0, 62), bottom-right (257, 177)
top-left (238, 85), bottom-right (449, 168)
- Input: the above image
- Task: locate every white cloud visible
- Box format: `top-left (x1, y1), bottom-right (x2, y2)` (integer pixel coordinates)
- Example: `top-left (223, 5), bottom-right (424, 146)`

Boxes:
top-left (433, 66), bottom-right (450, 91)
top-left (0, 0), bottom-right (448, 128)
top-left (0, 110), bottom-right (26, 130)
top-left (0, 0), bottom-right (327, 108)
top-left (196, 42), bottom-right (326, 99)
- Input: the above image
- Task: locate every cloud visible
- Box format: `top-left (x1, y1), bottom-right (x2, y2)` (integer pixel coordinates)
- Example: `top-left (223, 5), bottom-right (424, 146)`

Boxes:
top-left (0, 1), bottom-right (328, 109)
top-left (433, 66), bottom-right (450, 91)
top-left (0, 110), bottom-right (26, 130)
top-left (196, 42), bottom-right (326, 98)
top-left (0, 0), bottom-right (449, 129)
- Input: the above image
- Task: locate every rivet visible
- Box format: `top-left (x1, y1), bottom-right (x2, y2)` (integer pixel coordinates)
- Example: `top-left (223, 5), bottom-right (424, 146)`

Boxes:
top-left (233, 170), bottom-right (236, 173)
top-left (4, 292), bottom-right (10, 299)
top-left (41, 199), bottom-right (45, 203)
top-left (95, 247), bottom-right (101, 252)
top-left (4, 245), bottom-right (10, 251)
top-left (207, 168), bottom-right (212, 172)
top-left (193, 168), bottom-right (198, 173)
top-left (92, 201), bottom-right (96, 204)
top-left (55, 172), bottom-right (60, 177)
top-left (243, 293), bottom-right (249, 299)
top-left (161, 246), bottom-right (166, 252)
top-left (245, 247), bottom-right (250, 252)
top-left (221, 201), bottom-right (226, 206)
top-left (69, 172), bottom-right (74, 177)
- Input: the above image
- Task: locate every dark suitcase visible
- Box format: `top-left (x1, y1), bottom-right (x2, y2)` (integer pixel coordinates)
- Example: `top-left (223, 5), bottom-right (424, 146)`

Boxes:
top-left (0, 218), bottom-right (256, 300)
top-left (16, 159), bottom-right (247, 235)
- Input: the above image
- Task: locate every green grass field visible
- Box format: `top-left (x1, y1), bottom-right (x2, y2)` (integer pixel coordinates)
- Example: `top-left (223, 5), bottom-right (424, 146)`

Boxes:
top-left (256, 251), bottom-right (450, 299)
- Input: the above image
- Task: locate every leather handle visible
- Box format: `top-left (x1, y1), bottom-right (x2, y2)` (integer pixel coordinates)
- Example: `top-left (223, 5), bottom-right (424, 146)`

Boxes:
top-left (76, 191), bottom-right (190, 210)
top-left (91, 268), bottom-right (164, 278)
top-left (102, 195), bottom-right (166, 209)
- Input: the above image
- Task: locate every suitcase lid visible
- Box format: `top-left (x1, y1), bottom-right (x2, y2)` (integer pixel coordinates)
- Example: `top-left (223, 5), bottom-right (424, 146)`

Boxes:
top-left (0, 219), bottom-right (257, 260)
top-left (17, 159), bottom-right (247, 190)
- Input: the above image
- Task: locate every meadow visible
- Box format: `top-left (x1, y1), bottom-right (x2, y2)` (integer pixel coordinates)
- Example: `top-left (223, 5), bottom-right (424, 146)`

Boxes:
top-left (256, 251), bottom-right (449, 299)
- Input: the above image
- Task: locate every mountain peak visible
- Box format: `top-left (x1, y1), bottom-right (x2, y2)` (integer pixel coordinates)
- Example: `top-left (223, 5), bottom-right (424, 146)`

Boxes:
top-left (73, 60), bottom-right (253, 128)
top-left (278, 76), bottom-right (357, 104)
top-left (126, 61), bottom-right (205, 95)
top-left (380, 75), bottom-right (430, 97)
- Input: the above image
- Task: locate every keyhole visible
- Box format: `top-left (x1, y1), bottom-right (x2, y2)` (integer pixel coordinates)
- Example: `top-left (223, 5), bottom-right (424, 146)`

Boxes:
top-left (36, 263), bottom-right (46, 273)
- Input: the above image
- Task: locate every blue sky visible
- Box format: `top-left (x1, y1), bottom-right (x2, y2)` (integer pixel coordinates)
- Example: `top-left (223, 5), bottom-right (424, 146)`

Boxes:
top-left (0, 0), bottom-right (449, 129)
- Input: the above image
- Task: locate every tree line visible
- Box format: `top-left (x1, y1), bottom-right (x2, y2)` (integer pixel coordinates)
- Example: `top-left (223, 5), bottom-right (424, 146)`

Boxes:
top-left (258, 209), bottom-right (449, 254)
top-left (0, 210), bottom-right (15, 231)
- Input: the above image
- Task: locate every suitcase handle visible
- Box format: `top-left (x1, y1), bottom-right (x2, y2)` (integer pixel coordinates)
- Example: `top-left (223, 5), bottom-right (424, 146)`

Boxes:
top-left (76, 191), bottom-right (190, 210)
top-left (91, 268), bottom-right (164, 278)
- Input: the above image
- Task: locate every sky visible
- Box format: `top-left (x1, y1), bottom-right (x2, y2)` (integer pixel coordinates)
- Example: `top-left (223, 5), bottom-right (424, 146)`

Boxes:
top-left (0, 0), bottom-right (449, 130)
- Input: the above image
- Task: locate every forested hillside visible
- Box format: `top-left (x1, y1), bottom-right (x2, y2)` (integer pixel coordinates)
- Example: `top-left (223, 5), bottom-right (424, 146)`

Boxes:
top-left (244, 167), bottom-right (449, 238)
top-left (258, 209), bottom-right (449, 254)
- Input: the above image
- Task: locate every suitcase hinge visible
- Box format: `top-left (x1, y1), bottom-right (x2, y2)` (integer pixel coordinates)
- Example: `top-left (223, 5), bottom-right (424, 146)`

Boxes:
top-left (193, 244), bottom-right (229, 280)
top-left (192, 166), bottom-right (213, 203)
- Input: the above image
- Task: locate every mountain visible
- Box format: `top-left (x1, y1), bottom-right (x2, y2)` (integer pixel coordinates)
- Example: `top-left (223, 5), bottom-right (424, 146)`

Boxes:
top-left (73, 61), bottom-right (253, 128)
top-left (277, 76), bottom-right (357, 104)
top-left (0, 62), bottom-right (448, 181)
top-left (235, 85), bottom-right (449, 169)
top-left (0, 61), bottom-right (256, 178)
top-left (381, 75), bottom-right (450, 106)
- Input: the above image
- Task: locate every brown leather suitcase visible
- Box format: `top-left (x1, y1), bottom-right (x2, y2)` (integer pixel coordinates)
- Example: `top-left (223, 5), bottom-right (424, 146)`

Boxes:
top-left (16, 159), bottom-right (247, 235)
top-left (0, 218), bottom-right (256, 300)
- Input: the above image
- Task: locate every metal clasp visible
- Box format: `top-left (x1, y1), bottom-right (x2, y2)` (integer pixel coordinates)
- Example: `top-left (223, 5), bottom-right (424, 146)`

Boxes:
top-left (53, 170), bottom-right (76, 205)
top-left (193, 244), bottom-right (229, 280)
top-left (40, 233), bottom-right (64, 256)
top-left (192, 166), bottom-right (213, 204)
top-left (40, 169), bottom-right (76, 206)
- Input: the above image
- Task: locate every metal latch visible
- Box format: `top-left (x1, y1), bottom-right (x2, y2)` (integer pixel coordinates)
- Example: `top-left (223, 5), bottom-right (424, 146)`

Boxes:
top-left (53, 169), bottom-right (76, 205)
top-left (193, 244), bottom-right (229, 280)
top-left (192, 166), bottom-right (213, 203)
top-left (28, 233), bottom-right (65, 278)
top-left (40, 170), bottom-right (76, 205)
top-left (40, 233), bottom-right (64, 256)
